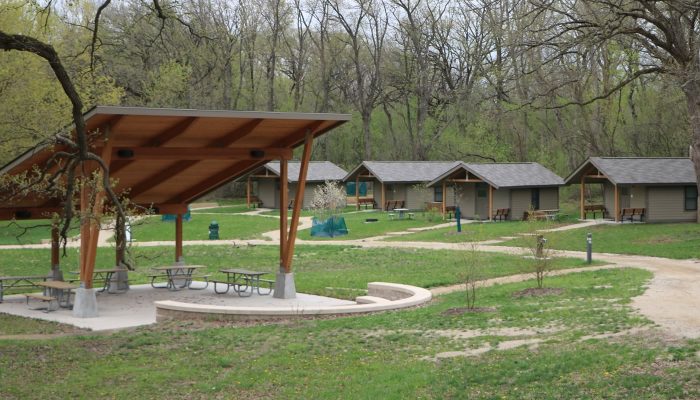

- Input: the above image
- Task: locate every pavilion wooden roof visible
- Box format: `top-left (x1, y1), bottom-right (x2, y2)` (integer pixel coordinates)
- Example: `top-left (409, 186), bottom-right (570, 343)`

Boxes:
top-left (0, 106), bottom-right (350, 219)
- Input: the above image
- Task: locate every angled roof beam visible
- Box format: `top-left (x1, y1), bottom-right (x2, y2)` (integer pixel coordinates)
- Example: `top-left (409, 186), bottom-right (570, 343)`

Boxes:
top-left (109, 147), bottom-right (292, 161)
top-left (170, 160), bottom-right (262, 204)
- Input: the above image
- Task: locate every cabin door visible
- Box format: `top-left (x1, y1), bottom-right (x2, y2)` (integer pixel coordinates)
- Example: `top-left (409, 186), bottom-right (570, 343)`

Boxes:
top-left (619, 186), bottom-right (631, 209)
top-left (475, 183), bottom-right (489, 220)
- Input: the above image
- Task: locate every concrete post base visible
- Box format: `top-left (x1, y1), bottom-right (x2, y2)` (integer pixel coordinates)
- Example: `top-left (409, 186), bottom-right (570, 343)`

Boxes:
top-left (109, 269), bottom-right (130, 293)
top-left (49, 268), bottom-right (63, 282)
top-left (273, 272), bottom-right (296, 299)
top-left (72, 287), bottom-right (98, 318)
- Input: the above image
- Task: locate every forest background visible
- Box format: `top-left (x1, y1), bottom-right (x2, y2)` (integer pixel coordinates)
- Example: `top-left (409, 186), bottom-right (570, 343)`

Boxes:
top-left (0, 0), bottom-right (692, 201)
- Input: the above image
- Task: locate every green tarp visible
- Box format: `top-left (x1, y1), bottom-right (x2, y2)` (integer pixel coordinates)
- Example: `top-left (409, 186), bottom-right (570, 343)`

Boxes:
top-left (346, 182), bottom-right (367, 196)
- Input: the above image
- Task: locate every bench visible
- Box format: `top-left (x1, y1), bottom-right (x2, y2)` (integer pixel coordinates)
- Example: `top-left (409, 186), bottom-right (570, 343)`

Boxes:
top-left (248, 196), bottom-right (264, 208)
top-left (407, 212), bottom-right (415, 219)
top-left (493, 208), bottom-right (510, 221)
top-left (388, 213), bottom-right (396, 220)
top-left (356, 197), bottom-right (376, 209)
top-left (620, 207), bottom-right (645, 223)
top-left (25, 293), bottom-right (58, 312)
top-left (384, 200), bottom-right (405, 211)
top-left (0, 275), bottom-right (48, 302)
top-left (148, 273), bottom-right (210, 290)
top-left (584, 204), bottom-right (607, 219)
top-left (523, 210), bottom-right (547, 221)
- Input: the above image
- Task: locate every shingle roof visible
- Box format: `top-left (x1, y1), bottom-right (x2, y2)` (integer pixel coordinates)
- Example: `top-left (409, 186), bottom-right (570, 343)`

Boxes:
top-left (565, 157), bottom-right (696, 185)
top-left (344, 161), bottom-right (460, 183)
top-left (265, 161), bottom-right (348, 183)
top-left (428, 162), bottom-right (564, 189)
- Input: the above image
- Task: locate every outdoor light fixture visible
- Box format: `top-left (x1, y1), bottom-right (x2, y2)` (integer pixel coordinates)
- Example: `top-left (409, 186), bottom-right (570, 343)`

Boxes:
top-left (14, 210), bottom-right (31, 219)
top-left (250, 149), bottom-right (265, 158)
top-left (117, 149), bottom-right (134, 158)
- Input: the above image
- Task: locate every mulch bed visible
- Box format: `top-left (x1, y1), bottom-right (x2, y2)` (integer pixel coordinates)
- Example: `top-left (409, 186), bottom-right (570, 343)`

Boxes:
top-left (511, 287), bottom-right (564, 298)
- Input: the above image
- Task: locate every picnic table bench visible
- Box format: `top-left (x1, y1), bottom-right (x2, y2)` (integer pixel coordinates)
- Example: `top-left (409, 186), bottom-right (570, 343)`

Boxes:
top-left (620, 207), bottom-right (645, 223)
top-left (35, 281), bottom-right (78, 310)
top-left (523, 209), bottom-right (559, 221)
top-left (384, 200), bottom-right (405, 211)
top-left (356, 197), bottom-right (376, 209)
top-left (24, 293), bottom-right (59, 312)
top-left (213, 268), bottom-right (272, 297)
top-left (68, 268), bottom-right (129, 293)
top-left (493, 208), bottom-right (510, 221)
top-left (583, 204), bottom-right (607, 219)
top-left (0, 275), bottom-right (48, 302)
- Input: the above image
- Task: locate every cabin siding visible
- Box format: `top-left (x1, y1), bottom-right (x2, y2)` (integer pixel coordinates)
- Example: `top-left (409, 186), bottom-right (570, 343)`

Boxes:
top-left (458, 184), bottom-right (477, 218)
top-left (510, 189), bottom-right (531, 220)
top-left (540, 187), bottom-right (559, 210)
top-left (258, 179), bottom-right (277, 208)
top-left (603, 182), bottom-right (615, 217)
top-left (630, 185), bottom-right (646, 208)
top-left (493, 189), bottom-right (510, 213)
top-left (406, 185), bottom-right (432, 210)
top-left (647, 187), bottom-right (696, 222)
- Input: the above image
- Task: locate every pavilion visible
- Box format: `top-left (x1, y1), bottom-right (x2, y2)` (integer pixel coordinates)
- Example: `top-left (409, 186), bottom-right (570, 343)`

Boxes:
top-left (0, 106), bottom-right (350, 317)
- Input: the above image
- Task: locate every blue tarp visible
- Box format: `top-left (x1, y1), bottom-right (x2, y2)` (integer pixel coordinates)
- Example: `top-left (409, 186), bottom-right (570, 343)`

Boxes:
top-left (310, 216), bottom-right (348, 237)
top-left (162, 208), bottom-right (191, 222)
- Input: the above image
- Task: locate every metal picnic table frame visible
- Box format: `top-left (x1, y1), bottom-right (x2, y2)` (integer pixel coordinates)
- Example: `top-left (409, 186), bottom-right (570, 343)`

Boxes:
top-left (69, 268), bottom-right (128, 293)
top-left (151, 265), bottom-right (207, 291)
top-left (214, 268), bottom-right (272, 297)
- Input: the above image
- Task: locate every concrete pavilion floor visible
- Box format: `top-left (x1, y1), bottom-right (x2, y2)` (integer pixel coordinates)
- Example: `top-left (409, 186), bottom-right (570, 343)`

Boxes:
top-left (0, 282), bottom-right (355, 331)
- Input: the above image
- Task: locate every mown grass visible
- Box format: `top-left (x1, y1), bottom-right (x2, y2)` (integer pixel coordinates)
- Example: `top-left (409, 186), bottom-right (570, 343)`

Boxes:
top-left (190, 204), bottom-right (251, 214)
top-left (2, 268), bottom-right (698, 399)
top-left (305, 210), bottom-right (445, 240)
top-left (129, 214), bottom-right (279, 242)
top-left (0, 245), bottom-right (597, 299)
top-left (383, 219), bottom-right (569, 243)
top-left (0, 219), bottom-right (80, 245)
top-left (499, 222), bottom-right (700, 260)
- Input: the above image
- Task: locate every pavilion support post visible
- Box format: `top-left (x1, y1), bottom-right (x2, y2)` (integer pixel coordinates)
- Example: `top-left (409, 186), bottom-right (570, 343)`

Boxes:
top-left (442, 181), bottom-right (447, 217)
top-left (50, 225), bottom-right (62, 281)
top-left (614, 184), bottom-right (620, 222)
top-left (111, 214), bottom-right (129, 293)
top-left (246, 177), bottom-right (251, 208)
top-left (355, 176), bottom-right (360, 210)
top-left (381, 181), bottom-right (386, 211)
top-left (275, 131), bottom-right (314, 299)
top-left (75, 125), bottom-right (113, 318)
top-left (580, 176), bottom-right (585, 220)
top-left (175, 213), bottom-right (184, 264)
top-left (488, 185), bottom-right (493, 221)
top-left (279, 160), bottom-right (288, 270)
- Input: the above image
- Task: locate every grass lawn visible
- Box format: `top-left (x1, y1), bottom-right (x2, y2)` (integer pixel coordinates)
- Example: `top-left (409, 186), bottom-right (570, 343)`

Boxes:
top-left (259, 205), bottom-right (358, 217)
top-left (2, 268), bottom-right (699, 399)
top-left (190, 204), bottom-right (252, 214)
top-left (0, 245), bottom-right (597, 299)
top-left (129, 214), bottom-right (279, 242)
top-left (383, 220), bottom-right (568, 243)
top-left (499, 222), bottom-right (700, 260)
top-left (0, 219), bottom-right (80, 245)
top-left (305, 210), bottom-right (445, 240)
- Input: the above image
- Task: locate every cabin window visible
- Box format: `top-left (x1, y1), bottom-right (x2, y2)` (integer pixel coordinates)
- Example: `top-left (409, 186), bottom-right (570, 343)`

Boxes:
top-left (434, 186), bottom-right (443, 202)
top-left (531, 188), bottom-right (541, 210)
top-left (685, 186), bottom-right (698, 211)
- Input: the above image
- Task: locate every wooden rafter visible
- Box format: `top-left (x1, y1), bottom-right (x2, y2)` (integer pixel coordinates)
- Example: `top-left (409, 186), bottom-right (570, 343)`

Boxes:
top-left (107, 147), bottom-right (293, 160)
top-left (172, 160), bottom-right (261, 204)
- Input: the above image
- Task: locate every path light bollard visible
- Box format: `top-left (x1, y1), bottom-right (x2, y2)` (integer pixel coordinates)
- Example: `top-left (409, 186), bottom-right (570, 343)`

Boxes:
top-left (586, 232), bottom-right (592, 264)
top-left (209, 220), bottom-right (220, 240)
top-left (536, 234), bottom-right (547, 258)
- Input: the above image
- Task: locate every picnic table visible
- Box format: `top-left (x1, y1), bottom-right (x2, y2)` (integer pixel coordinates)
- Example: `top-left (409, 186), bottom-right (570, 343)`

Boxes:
top-left (0, 275), bottom-right (48, 302)
top-left (213, 268), bottom-right (272, 297)
top-left (68, 268), bottom-right (128, 293)
top-left (393, 208), bottom-right (409, 219)
top-left (150, 265), bottom-right (208, 291)
top-left (36, 281), bottom-right (78, 309)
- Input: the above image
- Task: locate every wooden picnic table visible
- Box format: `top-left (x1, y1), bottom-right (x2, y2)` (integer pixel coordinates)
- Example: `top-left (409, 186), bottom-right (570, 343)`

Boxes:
top-left (151, 265), bottom-right (208, 291)
top-left (0, 275), bottom-right (48, 302)
top-left (214, 268), bottom-right (272, 297)
top-left (36, 281), bottom-right (78, 309)
top-left (392, 208), bottom-right (409, 219)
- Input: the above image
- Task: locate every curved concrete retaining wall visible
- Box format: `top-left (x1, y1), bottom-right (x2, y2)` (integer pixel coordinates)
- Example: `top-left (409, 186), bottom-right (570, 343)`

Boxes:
top-left (155, 282), bottom-right (431, 322)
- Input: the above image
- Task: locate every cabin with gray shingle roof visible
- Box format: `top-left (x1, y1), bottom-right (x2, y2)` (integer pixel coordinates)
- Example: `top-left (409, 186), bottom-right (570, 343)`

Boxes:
top-left (343, 161), bottom-right (461, 210)
top-left (244, 161), bottom-right (348, 208)
top-left (565, 157), bottom-right (698, 222)
top-left (426, 162), bottom-right (565, 220)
